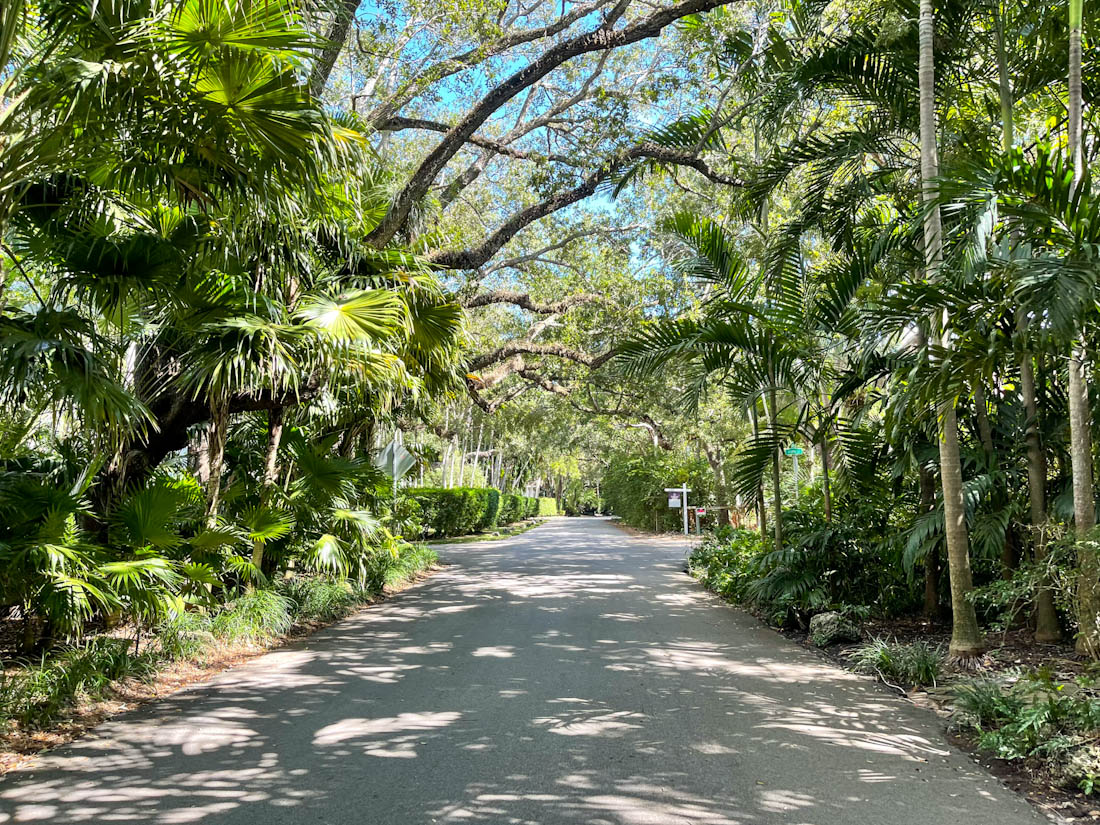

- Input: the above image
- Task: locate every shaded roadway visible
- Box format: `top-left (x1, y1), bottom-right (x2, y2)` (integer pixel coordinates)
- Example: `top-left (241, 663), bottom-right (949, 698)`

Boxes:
top-left (0, 517), bottom-right (1050, 824)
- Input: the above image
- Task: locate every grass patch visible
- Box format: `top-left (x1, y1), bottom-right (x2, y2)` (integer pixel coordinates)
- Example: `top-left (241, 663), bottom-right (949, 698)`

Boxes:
top-left (849, 637), bottom-right (945, 687)
top-left (0, 542), bottom-right (439, 735)
top-left (278, 578), bottom-right (359, 622)
top-left (0, 639), bottom-right (159, 728)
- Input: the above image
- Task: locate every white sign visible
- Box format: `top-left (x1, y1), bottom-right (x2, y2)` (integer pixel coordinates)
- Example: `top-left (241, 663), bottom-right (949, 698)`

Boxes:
top-left (668, 495), bottom-right (682, 508)
top-left (696, 508), bottom-right (707, 515)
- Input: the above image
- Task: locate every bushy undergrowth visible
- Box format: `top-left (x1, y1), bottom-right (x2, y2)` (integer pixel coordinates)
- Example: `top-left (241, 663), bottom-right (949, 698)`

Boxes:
top-left (688, 489), bottom-right (915, 625)
top-left (0, 542), bottom-right (438, 732)
top-left (849, 638), bottom-right (945, 687)
top-left (0, 639), bottom-right (159, 727)
top-left (279, 578), bottom-right (359, 622)
top-left (955, 674), bottom-right (1100, 760)
top-left (953, 671), bottom-right (1100, 792)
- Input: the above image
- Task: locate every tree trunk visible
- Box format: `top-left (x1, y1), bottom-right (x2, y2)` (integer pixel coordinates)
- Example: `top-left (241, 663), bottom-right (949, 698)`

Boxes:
top-left (205, 399), bottom-right (229, 526)
top-left (1070, 346), bottom-right (1099, 653)
top-left (919, 0), bottom-right (982, 658)
top-left (252, 408), bottom-right (285, 573)
top-left (767, 384), bottom-right (783, 551)
top-left (751, 402), bottom-right (766, 538)
top-left (919, 465), bottom-right (941, 618)
top-left (819, 388), bottom-right (833, 523)
top-left (973, 382), bottom-right (995, 468)
top-left (1021, 345), bottom-right (1061, 640)
top-left (1067, 0), bottom-right (1099, 656)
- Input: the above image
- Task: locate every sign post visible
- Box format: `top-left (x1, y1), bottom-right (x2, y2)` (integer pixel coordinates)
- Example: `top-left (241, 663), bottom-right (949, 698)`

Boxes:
top-left (665, 484), bottom-right (691, 535)
top-left (784, 446), bottom-right (804, 479)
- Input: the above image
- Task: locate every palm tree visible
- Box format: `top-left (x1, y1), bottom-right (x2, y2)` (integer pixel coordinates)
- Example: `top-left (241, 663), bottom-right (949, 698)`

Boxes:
top-left (918, 0), bottom-right (983, 659)
top-left (1064, 0), bottom-right (1099, 656)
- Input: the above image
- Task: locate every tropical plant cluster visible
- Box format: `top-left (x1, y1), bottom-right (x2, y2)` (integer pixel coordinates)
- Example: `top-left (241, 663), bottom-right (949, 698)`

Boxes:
top-left (614, 0), bottom-right (1100, 664)
top-left (0, 551), bottom-right (434, 731)
top-left (0, 0), bottom-right (468, 688)
top-left (954, 670), bottom-right (1100, 791)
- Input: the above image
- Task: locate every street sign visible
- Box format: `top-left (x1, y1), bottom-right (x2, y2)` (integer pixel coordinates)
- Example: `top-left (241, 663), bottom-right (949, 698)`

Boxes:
top-left (784, 447), bottom-right (804, 456)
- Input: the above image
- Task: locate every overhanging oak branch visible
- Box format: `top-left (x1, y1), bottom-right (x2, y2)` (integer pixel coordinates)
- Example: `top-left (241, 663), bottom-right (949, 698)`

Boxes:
top-left (426, 142), bottom-right (743, 269)
top-left (366, 0), bottom-right (738, 247)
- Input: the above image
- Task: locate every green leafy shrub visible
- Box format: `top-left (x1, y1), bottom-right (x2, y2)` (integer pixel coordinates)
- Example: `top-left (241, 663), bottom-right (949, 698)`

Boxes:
top-left (688, 527), bottom-right (764, 602)
top-left (481, 488), bottom-right (502, 530)
top-left (537, 497), bottom-right (558, 516)
top-left (849, 638), bottom-right (944, 686)
top-left (499, 493), bottom-right (523, 524)
top-left (212, 589), bottom-right (295, 642)
top-left (279, 577), bottom-right (358, 622)
top-left (954, 673), bottom-right (1100, 764)
top-left (381, 543), bottom-right (438, 588)
top-left (408, 487), bottom-right (490, 536)
top-left (600, 448), bottom-right (713, 531)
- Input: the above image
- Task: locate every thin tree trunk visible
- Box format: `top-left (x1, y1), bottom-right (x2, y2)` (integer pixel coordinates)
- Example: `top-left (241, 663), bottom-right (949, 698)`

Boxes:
top-left (470, 418), bottom-right (485, 481)
top-left (205, 399), bottom-right (229, 526)
top-left (1021, 343), bottom-right (1061, 640)
top-left (1067, 0), bottom-right (1099, 656)
top-left (919, 465), bottom-right (941, 617)
top-left (767, 384), bottom-right (783, 551)
top-left (919, 0), bottom-right (982, 658)
top-left (819, 388), bottom-right (832, 523)
top-left (252, 408), bottom-right (285, 573)
top-left (973, 382), bottom-right (995, 467)
top-left (751, 402), bottom-right (766, 538)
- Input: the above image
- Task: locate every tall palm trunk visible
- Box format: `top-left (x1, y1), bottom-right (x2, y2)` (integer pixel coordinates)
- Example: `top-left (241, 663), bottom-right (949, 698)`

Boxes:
top-left (1066, 0), bottom-right (1099, 655)
top-left (919, 0), bottom-right (982, 658)
top-left (995, 6), bottom-right (1060, 638)
top-left (1021, 343), bottom-right (1061, 640)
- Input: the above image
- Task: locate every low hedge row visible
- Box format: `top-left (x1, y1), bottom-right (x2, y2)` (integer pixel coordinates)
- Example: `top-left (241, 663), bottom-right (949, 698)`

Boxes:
top-left (408, 487), bottom-right (541, 537)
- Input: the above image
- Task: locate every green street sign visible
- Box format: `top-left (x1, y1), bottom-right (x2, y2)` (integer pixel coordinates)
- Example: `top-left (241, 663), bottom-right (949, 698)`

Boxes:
top-left (784, 447), bottom-right (804, 456)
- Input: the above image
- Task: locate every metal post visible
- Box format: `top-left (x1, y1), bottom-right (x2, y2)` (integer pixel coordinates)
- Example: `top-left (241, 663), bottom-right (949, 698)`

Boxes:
top-left (682, 482), bottom-right (689, 536)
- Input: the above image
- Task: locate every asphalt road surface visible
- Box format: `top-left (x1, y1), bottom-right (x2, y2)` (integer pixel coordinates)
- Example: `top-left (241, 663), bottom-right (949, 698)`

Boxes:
top-left (0, 517), bottom-right (1051, 824)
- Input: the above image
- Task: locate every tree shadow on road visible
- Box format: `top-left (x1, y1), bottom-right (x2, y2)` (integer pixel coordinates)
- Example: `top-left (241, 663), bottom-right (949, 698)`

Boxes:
top-left (0, 519), bottom-right (1038, 824)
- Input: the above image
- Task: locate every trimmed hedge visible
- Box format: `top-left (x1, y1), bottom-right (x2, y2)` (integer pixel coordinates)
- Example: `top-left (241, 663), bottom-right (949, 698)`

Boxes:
top-left (537, 497), bottom-right (558, 516)
top-left (409, 487), bottom-right (538, 537)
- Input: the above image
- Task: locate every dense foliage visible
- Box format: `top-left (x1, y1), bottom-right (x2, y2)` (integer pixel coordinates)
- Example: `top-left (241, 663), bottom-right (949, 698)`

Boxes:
top-left (409, 487), bottom-right (540, 537)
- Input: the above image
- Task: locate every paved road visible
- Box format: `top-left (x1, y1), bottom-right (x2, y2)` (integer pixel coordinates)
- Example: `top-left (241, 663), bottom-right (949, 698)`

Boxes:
top-left (0, 518), bottom-right (1049, 824)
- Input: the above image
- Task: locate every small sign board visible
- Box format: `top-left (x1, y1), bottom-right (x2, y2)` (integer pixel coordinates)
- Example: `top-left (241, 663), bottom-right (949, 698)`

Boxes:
top-left (784, 447), bottom-right (804, 456)
top-left (696, 508), bottom-right (707, 515)
top-left (668, 495), bottom-right (681, 508)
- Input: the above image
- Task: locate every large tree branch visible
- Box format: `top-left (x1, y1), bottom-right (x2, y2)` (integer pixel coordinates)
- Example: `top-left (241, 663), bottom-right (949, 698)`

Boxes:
top-left (425, 142), bottom-right (742, 269)
top-left (309, 0), bottom-right (363, 96)
top-left (469, 342), bottom-right (616, 373)
top-left (461, 290), bottom-right (609, 313)
top-left (362, 0), bottom-right (617, 124)
top-left (379, 116), bottom-right (576, 163)
top-left (366, 0), bottom-right (736, 247)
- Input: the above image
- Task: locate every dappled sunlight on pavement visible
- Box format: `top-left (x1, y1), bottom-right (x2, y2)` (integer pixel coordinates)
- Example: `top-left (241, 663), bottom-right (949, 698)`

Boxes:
top-left (0, 518), bottom-right (1046, 824)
